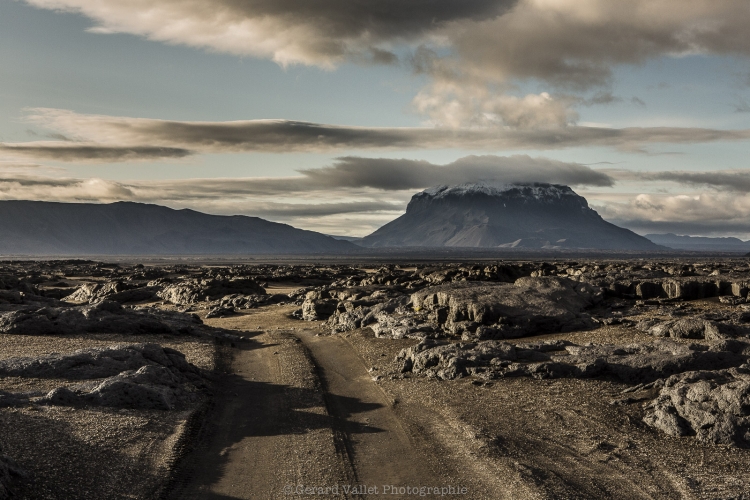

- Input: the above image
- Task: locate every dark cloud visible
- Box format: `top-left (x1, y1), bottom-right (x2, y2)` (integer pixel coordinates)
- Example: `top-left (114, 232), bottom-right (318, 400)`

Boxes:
top-left (210, 0), bottom-right (512, 41)
top-left (23, 0), bottom-right (515, 67)
top-left (301, 155), bottom-right (615, 189)
top-left (447, 1), bottom-right (750, 90)
top-left (582, 92), bottom-right (623, 106)
top-left (24, 0), bottom-right (750, 94)
top-left (0, 143), bottom-right (191, 161)
top-left (639, 170), bottom-right (750, 192)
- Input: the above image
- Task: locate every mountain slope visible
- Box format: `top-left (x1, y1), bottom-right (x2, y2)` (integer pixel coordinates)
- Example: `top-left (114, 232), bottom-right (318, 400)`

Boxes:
top-left (0, 201), bottom-right (356, 255)
top-left (361, 183), bottom-right (659, 250)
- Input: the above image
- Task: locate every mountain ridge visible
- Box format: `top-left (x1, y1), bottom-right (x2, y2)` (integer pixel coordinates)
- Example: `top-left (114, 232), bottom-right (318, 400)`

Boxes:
top-left (645, 233), bottom-right (750, 252)
top-left (0, 200), bottom-right (356, 255)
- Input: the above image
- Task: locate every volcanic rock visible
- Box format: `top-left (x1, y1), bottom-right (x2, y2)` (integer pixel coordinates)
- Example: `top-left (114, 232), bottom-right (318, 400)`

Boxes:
top-left (0, 301), bottom-right (199, 335)
top-left (0, 343), bottom-right (200, 380)
top-left (644, 367), bottom-right (750, 446)
top-left (398, 338), bottom-right (750, 383)
top-left (410, 276), bottom-right (603, 339)
top-left (157, 278), bottom-right (265, 305)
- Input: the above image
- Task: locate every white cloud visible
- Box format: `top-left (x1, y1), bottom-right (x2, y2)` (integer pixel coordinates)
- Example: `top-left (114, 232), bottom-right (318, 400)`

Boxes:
top-left (594, 191), bottom-right (750, 237)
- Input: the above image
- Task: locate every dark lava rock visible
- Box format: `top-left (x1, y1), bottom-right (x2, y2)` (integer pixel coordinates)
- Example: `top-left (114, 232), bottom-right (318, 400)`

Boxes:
top-left (410, 277), bottom-right (603, 339)
top-left (398, 338), bottom-right (750, 383)
top-left (157, 278), bottom-right (265, 305)
top-left (205, 306), bottom-right (236, 319)
top-left (0, 391), bottom-right (28, 408)
top-left (639, 317), bottom-right (746, 340)
top-left (65, 281), bottom-right (158, 304)
top-left (301, 290), bottom-right (338, 321)
top-left (644, 366), bottom-right (750, 447)
top-left (218, 293), bottom-right (289, 310)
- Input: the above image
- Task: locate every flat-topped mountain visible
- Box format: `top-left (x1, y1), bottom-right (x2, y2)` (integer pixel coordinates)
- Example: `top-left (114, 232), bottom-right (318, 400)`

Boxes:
top-left (360, 183), bottom-right (659, 250)
top-left (0, 201), bottom-right (356, 255)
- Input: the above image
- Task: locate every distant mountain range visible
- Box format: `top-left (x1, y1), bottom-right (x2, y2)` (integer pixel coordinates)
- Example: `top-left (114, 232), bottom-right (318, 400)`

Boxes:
top-left (360, 183), bottom-right (660, 250)
top-left (644, 233), bottom-right (750, 253)
top-left (0, 201), bottom-right (355, 255)
top-left (3, 193), bottom-right (743, 256)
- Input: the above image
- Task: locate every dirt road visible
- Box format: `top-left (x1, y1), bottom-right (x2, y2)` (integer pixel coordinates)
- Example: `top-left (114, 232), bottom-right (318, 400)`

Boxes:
top-left (167, 310), bottom-right (483, 499)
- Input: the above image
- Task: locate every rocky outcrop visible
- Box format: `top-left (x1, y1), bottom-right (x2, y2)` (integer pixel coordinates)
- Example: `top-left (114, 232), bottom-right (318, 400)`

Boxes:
top-left (410, 277), bottom-right (603, 340)
top-left (0, 301), bottom-right (202, 336)
top-left (39, 364), bottom-right (200, 411)
top-left (157, 278), bottom-right (265, 305)
top-left (397, 338), bottom-right (750, 383)
top-left (0, 344), bottom-right (205, 411)
top-left (638, 317), bottom-right (736, 340)
top-left (65, 281), bottom-right (158, 304)
top-left (644, 367), bottom-right (750, 447)
top-left (0, 343), bottom-right (200, 380)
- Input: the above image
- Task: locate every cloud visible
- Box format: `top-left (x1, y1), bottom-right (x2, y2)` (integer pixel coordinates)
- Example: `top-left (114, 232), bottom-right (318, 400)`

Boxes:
top-left (23, 1), bottom-right (750, 84)
top-left (413, 88), bottom-right (578, 128)
top-left (442, 0), bottom-right (750, 90)
top-left (4, 108), bottom-right (750, 161)
top-left (611, 170), bottom-right (750, 192)
top-left (22, 0), bottom-right (514, 67)
top-left (582, 92), bottom-right (623, 106)
top-left (21, 0), bottom-right (750, 129)
top-left (301, 155), bottom-right (614, 189)
top-left (0, 142), bottom-right (191, 161)
top-left (594, 191), bottom-right (750, 237)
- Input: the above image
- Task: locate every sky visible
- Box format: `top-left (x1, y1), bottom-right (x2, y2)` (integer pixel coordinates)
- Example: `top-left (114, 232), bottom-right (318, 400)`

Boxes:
top-left (1, 0), bottom-right (750, 237)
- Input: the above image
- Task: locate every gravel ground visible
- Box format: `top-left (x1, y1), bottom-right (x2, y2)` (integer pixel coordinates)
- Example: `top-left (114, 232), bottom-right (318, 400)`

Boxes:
top-left (0, 329), bottom-right (216, 499)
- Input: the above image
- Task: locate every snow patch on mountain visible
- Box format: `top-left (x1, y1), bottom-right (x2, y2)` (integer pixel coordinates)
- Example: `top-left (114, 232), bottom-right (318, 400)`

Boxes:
top-left (420, 182), bottom-right (578, 202)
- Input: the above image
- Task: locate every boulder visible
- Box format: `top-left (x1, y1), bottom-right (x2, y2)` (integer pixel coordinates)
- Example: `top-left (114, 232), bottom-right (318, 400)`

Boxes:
top-left (301, 298), bottom-right (338, 321)
top-left (205, 306), bottom-right (235, 318)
